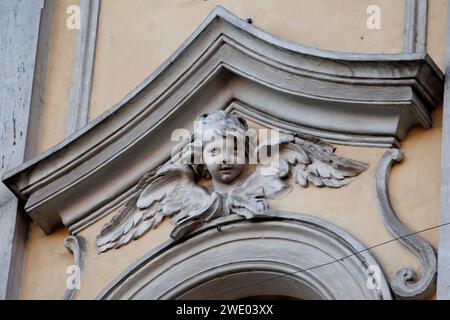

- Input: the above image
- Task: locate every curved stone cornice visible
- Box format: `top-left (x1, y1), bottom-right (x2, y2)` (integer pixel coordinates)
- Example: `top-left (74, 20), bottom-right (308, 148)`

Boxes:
top-left (1, 6), bottom-right (444, 233)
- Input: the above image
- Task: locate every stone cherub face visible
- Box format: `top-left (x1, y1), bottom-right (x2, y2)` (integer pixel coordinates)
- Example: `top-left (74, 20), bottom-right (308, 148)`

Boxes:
top-left (193, 111), bottom-right (249, 187)
top-left (202, 134), bottom-right (246, 184)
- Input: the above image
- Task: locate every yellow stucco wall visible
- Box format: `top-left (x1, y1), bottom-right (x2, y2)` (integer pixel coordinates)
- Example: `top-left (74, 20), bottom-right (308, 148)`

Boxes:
top-left (22, 0), bottom-right (447, 299)
top-left (21, 224), bottom-right (73, 299)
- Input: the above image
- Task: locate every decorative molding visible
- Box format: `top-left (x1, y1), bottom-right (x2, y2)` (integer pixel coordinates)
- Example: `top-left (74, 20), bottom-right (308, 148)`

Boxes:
top-left (97, 210), bottom-right (392, 300)
top-left (66, 0), bottom-right (100, 136)
top-left (63, 235), bottom-right (85, 300)
top-left (0, 0), bottom-right (51, 300)
top-left (226, 101), bottom-right (401, 148)
top-left (375, 148), bottom-right (436, 299)
top-left (96, 110), bottom-right (368, 252)
top-left (25, 0), bottom-right (55, 160)
top-left (69, 186), bottom-right (135, 234)
top-left (1, 6), bottom-right (444, 236)
top-left (437, 1), bottom-right (450, 300)
top-left (403, 0), bottom-right (428, 53)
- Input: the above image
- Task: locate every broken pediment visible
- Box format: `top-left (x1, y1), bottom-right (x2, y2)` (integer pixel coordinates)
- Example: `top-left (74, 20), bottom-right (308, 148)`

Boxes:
top-left (2, 6), bottom-right (444, 235)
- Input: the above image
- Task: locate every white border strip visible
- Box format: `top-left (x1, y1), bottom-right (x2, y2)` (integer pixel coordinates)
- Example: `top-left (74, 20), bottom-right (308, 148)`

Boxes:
top-left (403, 0), bottom-right (428, 53)
top-left (437, 1), bottom-right (450, 301)
top-left (66, 0), bottom-right (100, 135)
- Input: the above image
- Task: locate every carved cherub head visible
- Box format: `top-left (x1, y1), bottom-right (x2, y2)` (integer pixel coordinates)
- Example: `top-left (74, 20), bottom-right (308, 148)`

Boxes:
top-left (184, 110), bottom-right (251, 188)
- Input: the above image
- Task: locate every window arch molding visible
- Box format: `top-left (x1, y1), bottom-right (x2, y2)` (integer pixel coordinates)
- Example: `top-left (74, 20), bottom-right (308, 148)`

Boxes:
top-left (97, 210), bottom-right (392, 300)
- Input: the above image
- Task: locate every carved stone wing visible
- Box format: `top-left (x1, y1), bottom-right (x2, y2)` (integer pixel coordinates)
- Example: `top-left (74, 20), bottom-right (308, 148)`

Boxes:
top-left (258, 133), bottom-right (369, 188)
top-left (227, 133), bottom-right (368, 220)
top-left (96, 163), bottom-right (217, 252)
top-left (227, 171), bottom-right (291, 219)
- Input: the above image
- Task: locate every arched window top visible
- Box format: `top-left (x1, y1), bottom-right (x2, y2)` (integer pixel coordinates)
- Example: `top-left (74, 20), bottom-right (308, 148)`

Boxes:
top-left (97, 210), bottom-right (392, 300)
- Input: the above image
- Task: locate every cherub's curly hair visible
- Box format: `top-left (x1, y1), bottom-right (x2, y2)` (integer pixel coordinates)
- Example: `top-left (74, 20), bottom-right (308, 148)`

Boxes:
top-left (193, 110), bottom-right (248, 139)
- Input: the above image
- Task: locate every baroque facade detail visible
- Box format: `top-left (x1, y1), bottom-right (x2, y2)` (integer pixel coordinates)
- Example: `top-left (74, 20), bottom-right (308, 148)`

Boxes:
top-left (375, 149), bottom-right (437, 299)
top-left (63, 235), bottom-right (85, 300)
top-left (97, 211), bottom-right (393, 300)
top-left (2, 7), bottom-right (443, 237)
top-left (1, 5), bottom-right (446, 300)
top-left (96, 111), bottom-right (368, 252)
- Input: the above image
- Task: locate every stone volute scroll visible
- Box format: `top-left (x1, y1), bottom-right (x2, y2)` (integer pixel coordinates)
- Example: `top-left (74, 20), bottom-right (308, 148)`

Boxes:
top-left (96, 110), bottom-right (369, 252)
top-left (63, 235), bottom-right (86, 300)
top-left (375, 149), bottom-right (437, 299)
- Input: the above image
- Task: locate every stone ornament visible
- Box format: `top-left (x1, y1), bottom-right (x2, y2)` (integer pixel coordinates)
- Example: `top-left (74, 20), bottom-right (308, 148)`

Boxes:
top-left (63, 235), bottom-right (85, 300)
top-left (375, 149), bottom-right (436, 299)
top-left (96, 111), bottom-right (368, 252)
top-left (97, 211), bottom-right (393, 300)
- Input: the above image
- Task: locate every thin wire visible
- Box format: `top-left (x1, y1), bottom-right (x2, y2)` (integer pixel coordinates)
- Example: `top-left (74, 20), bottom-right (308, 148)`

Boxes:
top-left (207, 221), bottom-right (450, 299)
